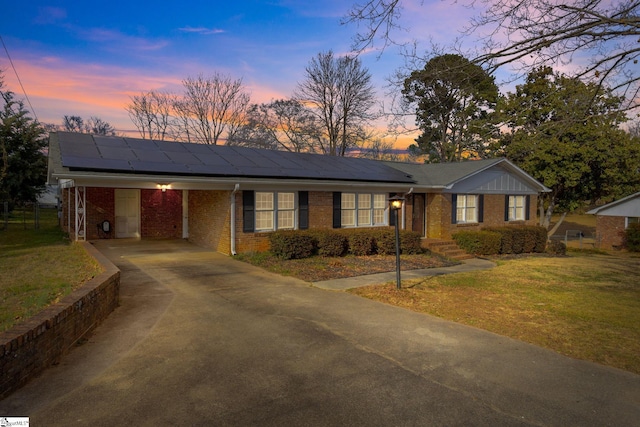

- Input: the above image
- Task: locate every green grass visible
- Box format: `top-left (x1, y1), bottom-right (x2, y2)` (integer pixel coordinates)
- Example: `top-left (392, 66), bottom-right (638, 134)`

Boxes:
top-left (350, 252), bottom-right (640, 374)
top-left (0, 207), bottom-right (103, 332)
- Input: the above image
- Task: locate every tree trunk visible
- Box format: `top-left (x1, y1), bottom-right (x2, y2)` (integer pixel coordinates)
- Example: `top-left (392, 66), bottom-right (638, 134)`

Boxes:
top-left (547, 211), bottom-right (567, 238)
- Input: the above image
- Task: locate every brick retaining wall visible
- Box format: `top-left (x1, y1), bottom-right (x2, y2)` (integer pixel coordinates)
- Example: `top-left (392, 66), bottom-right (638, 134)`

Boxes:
top-left (0, 242), bottom-right (120, 399)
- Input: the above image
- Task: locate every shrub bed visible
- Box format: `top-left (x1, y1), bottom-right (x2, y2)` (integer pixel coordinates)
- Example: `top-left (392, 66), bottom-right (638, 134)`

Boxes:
top-left (268, 228), bottom-right (424, 259)
top-left (454, 225), bottom-right (548, 256)
top-left (453, 230), bottom-right (502, 255)
top-left (269, 230), bottom-right (315, 260)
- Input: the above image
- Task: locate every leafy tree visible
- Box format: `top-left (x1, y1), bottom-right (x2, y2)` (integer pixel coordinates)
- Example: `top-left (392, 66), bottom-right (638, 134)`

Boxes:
top-left (295, 51), bottom-right (376, 156)
top-left (62, 115), bottom-right (117, 136)
top-left (227, 99), bottom-right (322, 152)
top-left (402, 54), bottom-right (499, 162)
top-left (0, 74), bottom-right (47, 206)
top-left (498, 67), bottom-right (640, 230)
top-left (345, 0), bottom-right (640, 111)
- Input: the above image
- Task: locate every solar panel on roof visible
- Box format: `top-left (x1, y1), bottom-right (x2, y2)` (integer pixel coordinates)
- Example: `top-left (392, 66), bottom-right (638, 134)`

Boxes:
top-left (55, 133), bottom-right (416, 183)
top-left (97, 146), bottom-right (134, 160)
top-left (132, 149), bottom-right (170, 163)
top-left (125, 138), bottom-right (158, 150)
top-left (94, 136), bottom-right (127, 147)
top-left (164, 151), bottom-right (202, 165)
top-left (129, 161), bottom-right (191, 174)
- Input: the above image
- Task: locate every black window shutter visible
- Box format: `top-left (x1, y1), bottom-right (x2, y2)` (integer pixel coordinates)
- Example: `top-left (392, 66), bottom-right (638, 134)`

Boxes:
top-left (478, 195), bottom-right (484, 223)
top-left (332, 192), bottom-right (341, 228)
top-left (243, 191), bottom-right (255, 233)
top-left (525, 195), bottom-right (531, 220)
top-left (388, 192), bottom-right (396, 226)
top-left (299, 191), bottom-right (309, 230)
top-left (451, 194), bottom-right (458, 224)
top-left (504, 195), bottom-right (510, 221)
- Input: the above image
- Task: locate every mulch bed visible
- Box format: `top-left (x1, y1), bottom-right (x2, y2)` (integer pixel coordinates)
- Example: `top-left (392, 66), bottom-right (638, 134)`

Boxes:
top-left (243, 253), bottom-right (459, 282)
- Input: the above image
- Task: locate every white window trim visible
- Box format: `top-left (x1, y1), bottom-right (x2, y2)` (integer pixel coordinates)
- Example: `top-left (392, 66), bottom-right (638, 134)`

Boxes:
top-left (508, 195), bottom-right (526, 221)
top-left (457, 194), bottom-right (478, 224)
top-left (341, 192), bottom-right (388, 228)
top-left (255, 191), bottom-right (297, 232)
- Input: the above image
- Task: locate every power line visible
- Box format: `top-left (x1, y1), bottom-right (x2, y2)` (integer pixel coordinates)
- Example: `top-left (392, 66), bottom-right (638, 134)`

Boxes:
top-left (0, 34), bottom-right (39, 122)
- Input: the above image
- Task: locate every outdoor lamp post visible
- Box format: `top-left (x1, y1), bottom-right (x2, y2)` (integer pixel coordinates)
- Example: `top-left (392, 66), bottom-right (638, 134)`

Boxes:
top-left (389, 195), bottom-right (404, 290)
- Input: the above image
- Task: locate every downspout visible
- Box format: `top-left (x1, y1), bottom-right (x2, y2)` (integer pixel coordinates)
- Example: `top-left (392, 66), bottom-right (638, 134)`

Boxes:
top-left (230, 184), bottom-right (240, 255)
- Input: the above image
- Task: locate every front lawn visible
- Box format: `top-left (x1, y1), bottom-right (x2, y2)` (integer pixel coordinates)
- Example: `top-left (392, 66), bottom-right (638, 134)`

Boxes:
top-left (350, 251), bottom-right (640, 374)
top-left (0, 207), bottom-right (103, 332)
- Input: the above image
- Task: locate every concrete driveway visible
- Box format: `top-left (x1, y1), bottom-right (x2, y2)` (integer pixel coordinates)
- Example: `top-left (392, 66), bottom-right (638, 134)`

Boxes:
top-left (1, 239), bottom-right (638, 426)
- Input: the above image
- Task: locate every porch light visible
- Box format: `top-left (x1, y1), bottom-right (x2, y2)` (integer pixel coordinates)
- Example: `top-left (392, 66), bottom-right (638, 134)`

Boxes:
top-left (157, 184), bottom-right (171, 192)
top-left (389, 195), bottom-right (405, 290)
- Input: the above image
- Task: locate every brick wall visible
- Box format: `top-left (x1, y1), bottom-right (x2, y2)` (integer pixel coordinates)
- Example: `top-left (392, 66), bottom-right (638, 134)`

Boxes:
top-left (59, 187), bottom-right (116, 240)
top-left (60, 187), bottom-right (183, 240)
top-left (427, 194), bottom-right (539, 239)
top-left (0, 242), bottom-right (120, 399)
top-left (188, 190), bottom-right (232, 253)
top-left (595, 215), bottom-right (626, 250)
top-left (140, 189), bottom-right (183, 238)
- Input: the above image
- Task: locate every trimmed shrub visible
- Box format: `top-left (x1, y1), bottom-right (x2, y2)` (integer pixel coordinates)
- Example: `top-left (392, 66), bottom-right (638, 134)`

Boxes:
top-left (400, 230), bottom-right (423, 254)
top-left (373, 229), bottom-right (396, 255)
top-left (484, 225), bottom-right (547, 254)
top-left (269, 230), bottom-right (315, 260)
top-left (347, 230), bottom-right (376, 256)
top-left (546, 239), bottom-right (567, 255)
top-left (453, 230), bottom-right (501, 255)
top-left (623, 223), bottom-right (640, 252)
top-left (317, 231), bottom-right (348, 257)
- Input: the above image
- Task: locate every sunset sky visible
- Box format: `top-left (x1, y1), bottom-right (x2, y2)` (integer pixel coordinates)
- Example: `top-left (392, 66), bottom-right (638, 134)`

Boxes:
top-left (2, 1), bottom-right (480, 147)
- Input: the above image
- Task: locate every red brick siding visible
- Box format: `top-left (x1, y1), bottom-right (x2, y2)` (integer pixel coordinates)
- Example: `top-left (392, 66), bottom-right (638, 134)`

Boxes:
top-left (595, 215), bottom-right (626, 250)
top-left (140, 189), bottom-right (183, 238)
top-left (188, 190), bottom-right (232, 254)
top-left (0, 242), bottom-right (119, 399)
top-left (427, 194), bottom-right (539, 239)
top-left (59, 187), bottom-right (116, 240)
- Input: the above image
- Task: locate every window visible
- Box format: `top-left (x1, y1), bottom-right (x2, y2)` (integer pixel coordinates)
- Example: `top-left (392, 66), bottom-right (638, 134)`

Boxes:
top-left (456, 195), bottom-right (478, 223)
top-left (627, 217), bottom-right (639, 228)
top-left (507, 195), bottom-right (526, 221)
top-left (341, 193), bottom-right (387, 227)
top-left (277, 192), bottom-right (295, 229)
top-left (255, 192), bottom-right (295, 231)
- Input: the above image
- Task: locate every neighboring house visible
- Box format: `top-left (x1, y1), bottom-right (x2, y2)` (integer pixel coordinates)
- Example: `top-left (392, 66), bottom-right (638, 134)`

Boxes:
top-left (587, 192), bottom-right (640, 250)
top-left (47, 132), bottom-right (549, 255)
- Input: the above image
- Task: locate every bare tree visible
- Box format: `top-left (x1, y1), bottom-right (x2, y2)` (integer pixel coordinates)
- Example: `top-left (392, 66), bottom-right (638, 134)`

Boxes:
top-left (62, 115), bottom-right (116, 135)
top-left (228, 99), bottom-right (323, 152)
top-left (295, 51), bottom-right (376, 156)
top-left (178, 73), bottom-right (250, 145)
top-left (126, 90), bottom-right (174, 140)
top-left (345, 0), bottom-right (640, 111)
top-left (62, 115), bottom-right (85, 133)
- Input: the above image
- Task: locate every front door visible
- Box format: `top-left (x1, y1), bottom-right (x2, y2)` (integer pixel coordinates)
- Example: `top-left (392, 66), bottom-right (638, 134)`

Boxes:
top-left (115, 189), bottom-right (140, 238)
top-left (412, 193), bottom-right (426, 237)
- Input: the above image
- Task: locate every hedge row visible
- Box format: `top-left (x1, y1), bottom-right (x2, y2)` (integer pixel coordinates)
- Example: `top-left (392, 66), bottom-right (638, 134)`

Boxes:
top-left (452, 225), bottom-right (548, 256)
top-left (269, 228), bottom-right (423, 260)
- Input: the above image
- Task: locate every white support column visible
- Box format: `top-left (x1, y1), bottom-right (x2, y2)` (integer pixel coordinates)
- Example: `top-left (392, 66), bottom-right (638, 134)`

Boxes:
top-left (75, 186), bottom-right (86, 241)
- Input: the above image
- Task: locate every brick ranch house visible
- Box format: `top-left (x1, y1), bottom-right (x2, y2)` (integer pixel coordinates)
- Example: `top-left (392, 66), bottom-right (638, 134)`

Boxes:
top-left (587, 191), bottom-right (640, 250)
top-left (48, 132), bottom-right (549, 255)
